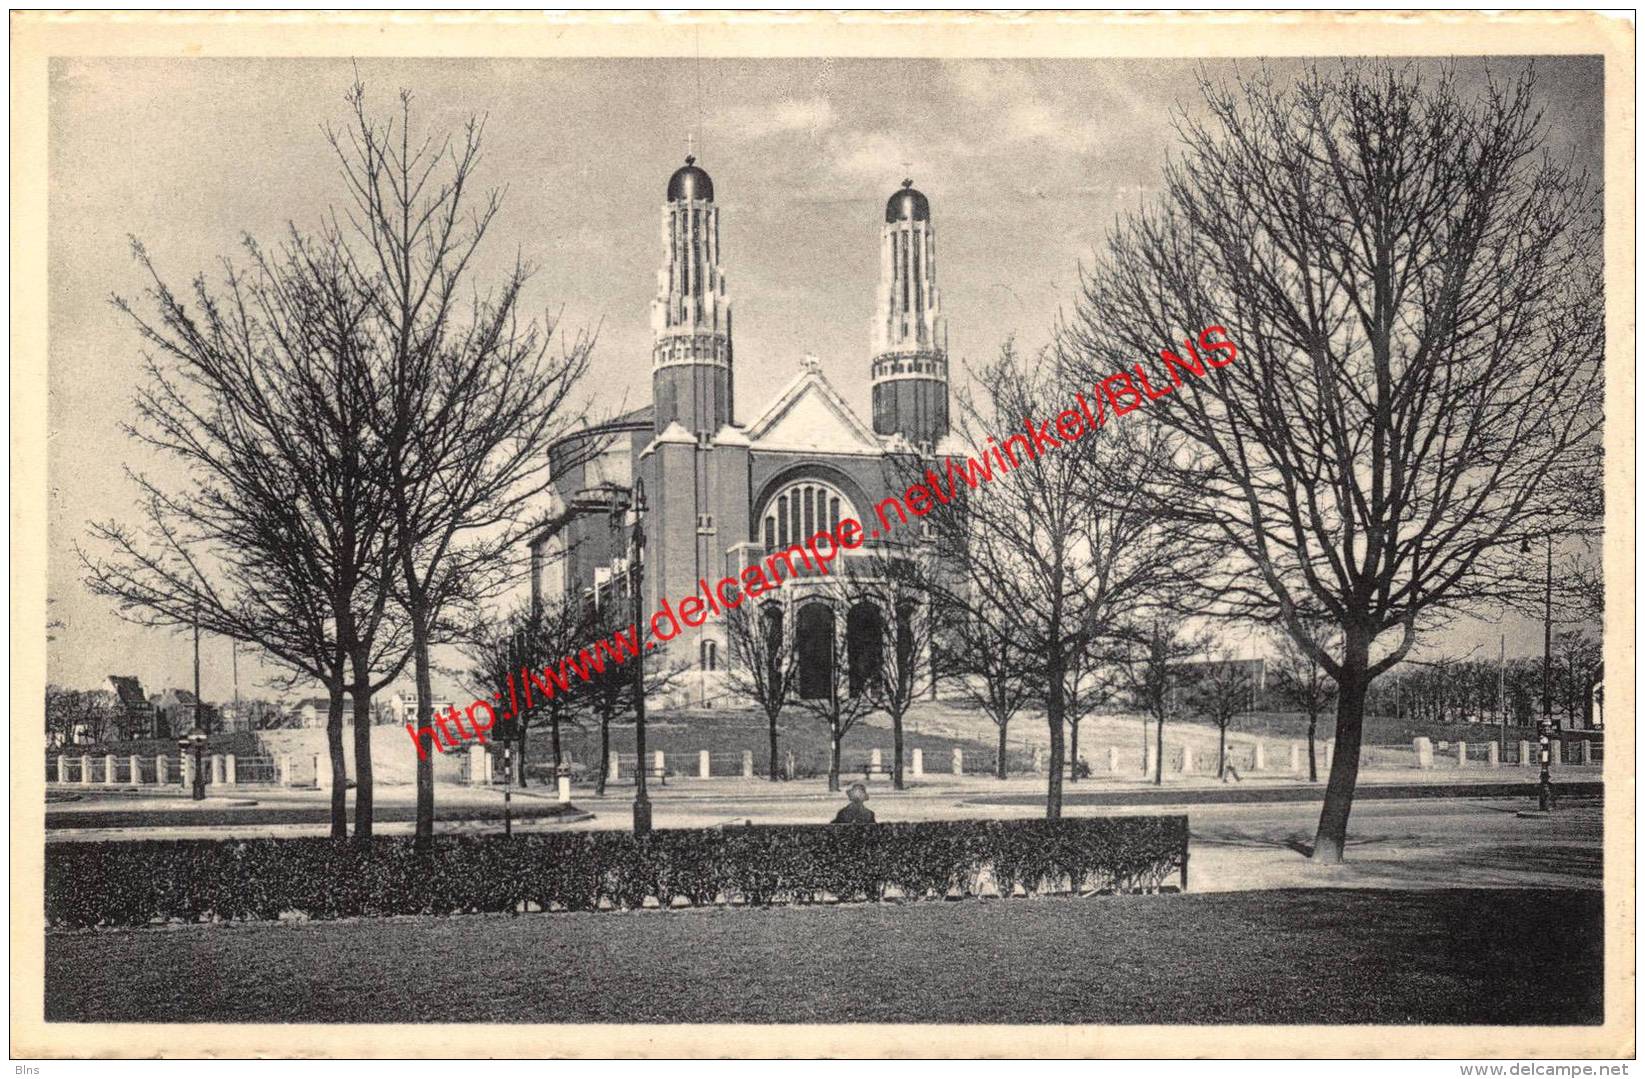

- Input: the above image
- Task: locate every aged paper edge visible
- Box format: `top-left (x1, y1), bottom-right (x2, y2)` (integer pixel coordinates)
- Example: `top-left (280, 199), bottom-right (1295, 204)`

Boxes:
top-left (9, 8), bottom-right (1635, 1061)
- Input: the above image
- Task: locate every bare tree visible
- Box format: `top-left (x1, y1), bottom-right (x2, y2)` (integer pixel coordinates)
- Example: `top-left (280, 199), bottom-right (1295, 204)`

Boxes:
top-left (46, 686), bottom-right (117, 748)
top-left (1271, 624), bottom-right (1339, 781)
top-left (1072, 64), bottom-right (1603, 861)
top-left (790, 601), bottom-right (875, 792)
top-left (1185, 652), bottom-right (1255, 780)
top-left (932, 595), bottom-right (1035, 780)
top-left (82, 230), bottom-right (410, 837)
top-left (1112, 620), bottom-right (1206, 785)
top-left (329, 85), bottom-right (596, 843)
top-left (723, 599), bottom-right (798, 781)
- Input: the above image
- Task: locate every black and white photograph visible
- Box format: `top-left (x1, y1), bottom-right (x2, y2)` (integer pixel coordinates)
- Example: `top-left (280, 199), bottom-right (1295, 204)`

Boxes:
top-left (11, 9), bottom-right (1634, 1061)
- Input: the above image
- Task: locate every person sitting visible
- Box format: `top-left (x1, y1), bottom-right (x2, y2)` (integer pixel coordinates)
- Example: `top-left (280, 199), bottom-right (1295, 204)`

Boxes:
top-left (831, 782), bottom-right (877, 824)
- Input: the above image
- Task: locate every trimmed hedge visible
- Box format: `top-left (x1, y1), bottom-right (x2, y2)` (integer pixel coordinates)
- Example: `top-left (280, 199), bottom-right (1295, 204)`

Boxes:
top-left (45, 816), bottom-right (1187, 929)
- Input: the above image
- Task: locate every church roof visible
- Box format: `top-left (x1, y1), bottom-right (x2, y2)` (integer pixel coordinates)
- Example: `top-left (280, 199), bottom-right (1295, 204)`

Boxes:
top-left (885, 179), bottom-right (930, 223)
top-left (667, 156), bottom-right (714, 202)
top-left (744, 356), bottom-right (883, 455)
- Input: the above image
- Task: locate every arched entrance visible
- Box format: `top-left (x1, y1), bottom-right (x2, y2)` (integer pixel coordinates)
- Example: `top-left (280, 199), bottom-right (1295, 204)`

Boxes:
top-left (796, 603), bottom-right (835, 699)
top-left (847, 601), bottom-right (885, 697)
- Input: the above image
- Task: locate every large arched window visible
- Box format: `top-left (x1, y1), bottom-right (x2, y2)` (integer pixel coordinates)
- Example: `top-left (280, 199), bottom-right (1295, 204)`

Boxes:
top-left (847, 601), bottom-right (885, 698)
top-left (761, 479), bottom-right (857, 551)
top-left (796, 603), bottom-right (836, 700)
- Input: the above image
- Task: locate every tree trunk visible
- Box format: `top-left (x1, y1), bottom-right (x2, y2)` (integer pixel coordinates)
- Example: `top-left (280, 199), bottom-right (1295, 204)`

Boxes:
top-left (1217, 722), bottom-right (1227, 781)
top-left (892, 711), bottom-right (905, 790)
top-left (349, 659), bottom-right (374, 839)
top-left (1313, 634), bottom-right (1370, 864)
top-left (325, 688), bottom-right (347, 839)
top-left (1068, 719), bottom-right (1081, 783)
top-left (550, 707), bottom-right (562, 769)
top-left (1154, 712), bottom-right (1164, 786)
top-left (1307, 714), bottom-right (1318, 783)
top-left (828, 729), bottom-right (841, 792)
top-left (1044, 653), bottom-right (1066, 820)
top-left (767, 709), bottom-right (780, 782)
top-left (596, 706), bottom-right (610, 796)
top-left (996, 721), bottom-right (1008, 780)
top-left (409, 609), bottom-right (435, 847)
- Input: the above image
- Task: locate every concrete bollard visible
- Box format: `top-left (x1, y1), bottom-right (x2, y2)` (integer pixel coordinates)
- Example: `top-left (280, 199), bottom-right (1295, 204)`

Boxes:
top-left (1456, 741), bottom-right (1468, 768)
top-left (558, 771), bottom-right (572, 804)
top-left (183, 753), bottom-right (197, 791)
top-left (157, 755), bottom-right (170, 784)
top-left (1180, 746), bottom-right (1194, 774)
top-left (654, 750), bottom-right (665, 776)
top-left (1145, 743), bottom-right (1158, 778)
top-left (912, 748), bottom-right (923, 777)
top-left (211, 754), bottom-right (226, 785)
top-left (871, 748), bottom-right (883, 774)
top-left (1487, 742), bottom-right (1499, 768)
top-left (1581, 740), bottom-right (1593, 765)
top-left (131, 754), bottom-right (143, 785)
top-left (225, 754), bottom-right (237, 785)
top-left (104, 754), bottom-right (119, 786)
top-left (609, 752), bottom-right (620, 781)
top-left (1253, 744), bottom-right (1266, 771)
top-left (1107, 746), bottom-right (1119, 773)
top-left (699, 750), bottom-right (711, 778)
top-left (54, 756), bottom-right (66, 784)
top-left (952, 747), bottom-right (964, 776)
top-left (1414, 737), bottom-right (1433, 769)
top-left (80, 755), bottom-right (93, 786)
top-left (1291, 742), bottom-right (1303, 773)
top-left (470, 743), bottom-right (490, 786)
top-left (1519, 740), bottom-right (1531, 767)
top-left (742, 750), bottom-right (753, 778)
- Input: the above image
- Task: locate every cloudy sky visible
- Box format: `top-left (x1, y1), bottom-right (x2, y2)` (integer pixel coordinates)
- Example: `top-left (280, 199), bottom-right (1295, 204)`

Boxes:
top-left (46, 55), bottom-right (1603, 697)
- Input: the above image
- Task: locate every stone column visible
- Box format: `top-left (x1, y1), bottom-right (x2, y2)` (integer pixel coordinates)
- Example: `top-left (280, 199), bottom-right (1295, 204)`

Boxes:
top-left (609, 752), bottom-right (620, 781)
top-left (699, 750), bottom-right (711, 778)
top-left (54, 756), bottom-right (66, 784)
top-left (741, 750), bottom-right (753, 778)
top-left (182, 753), bottom-right (196, 790)
top-left (79, 755), bottom-right (93, 786)
top-left (1107, 746), bottom-right (1119, 773)
top-left (654, 750), bottom-right (665, 777)
top-left (470, 743), bottom-right (490, 785)
top-left (104, 754), bottom-right (119, 786)
top-left (131, 754), bottom-right (143, 785)
top-left (1291, 742), bottom-right (1303, 773)
top-left (211, 754), bottom-right (227, 785)
top-left (1413, 737), bottom-right (1433, 769)
top-left (1253, 744), bottom-right (1266, 771)
top-left (1145, 743), bottom-right (1158, 778)
top-left (225, 754), bottom-right (237, 785)
top-left (557, 770), bottom-right (572, 804)
top-left (1180, 746), bottom-right (1194, 774)
top-left (157, 755), bottom-right (170, 785)
top-left (1581, 740), bottom-right (1593, 765)
top-left (1487, 742), bottom-right (1499, 768)
top-left (952, 747), bottom-right (964, 776)
top-left (912, 748), bottom-right (924, 776)
top-left (870, 748), bottom-right (883, 774)
top-left (1518, 740), bottom-right (1531, 767)
top-left (1456, 741), bottom-right (1468, 768)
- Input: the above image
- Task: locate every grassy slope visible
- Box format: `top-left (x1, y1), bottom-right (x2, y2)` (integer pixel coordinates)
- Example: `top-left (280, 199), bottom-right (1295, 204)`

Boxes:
top-left (46, 888), bottom-right (1602, 1025)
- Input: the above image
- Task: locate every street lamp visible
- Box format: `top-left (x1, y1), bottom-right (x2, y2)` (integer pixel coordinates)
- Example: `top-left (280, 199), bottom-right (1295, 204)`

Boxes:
top-left (179, 725), bottom-right (208, 801)
top-left (1522, 534), bottom-right (1555, 812)
top-left (609, 477), bottom-right (652, 835)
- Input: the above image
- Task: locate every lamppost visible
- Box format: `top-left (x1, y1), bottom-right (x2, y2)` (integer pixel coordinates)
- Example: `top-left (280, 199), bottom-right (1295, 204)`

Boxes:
top-left (1523, 534), bottom-right (1555, 812)
top-left (609, 477), bottom-right (652, 835)
top-left (180, 725), bottom-right (207, 800)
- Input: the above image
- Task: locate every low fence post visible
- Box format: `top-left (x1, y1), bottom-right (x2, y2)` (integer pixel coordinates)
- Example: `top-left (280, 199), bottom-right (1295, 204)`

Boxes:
top-left (1456, 741), bottom-right (1468, 768)
top-left (699, 750), bottom-right (710, 778)
top-left (1518, 740), bottom-right (1531, 767)
top-left (1031, 747), bottom-right (1043, 775)
top-left (1180, 745), bottom-right (1194, 774)
top-left (1107, 746), bottom-right (1119, 773)
top-left (1581, 740), bottom-right (1593, 765)
top-left (1324, 741), bottom-right (1334, 770)
top-left (1414, 737), bottom-right (1433, 769)
top-left (741, 750), bottom-right (753, 778)
top-left (183, 753), bottom-right (197, 791)
top-left (1291, 742), bottom-right (1303, 773)
top-left (103, 754), bottom-right (118, 786)
top-left (1145, 743), bottom-right (1157, 778)
top-left (870, 748), bottom-right (882, 775)
top-left (1486, 742), bottom-right (1499, 768)
top-left (470, 743), bottom-right (490, 786)
top-left (80, 754), bottom-right (93, 786)
top-left (952, 747), bottom-right (964, 776)
top-left (211, 754), bottom-right (226, 785)
top-left (157, 755), bottom-right (170, 785)
top-left (225, 754), bottom-right (237, 786)
top-left (54, 756), bottom-right (66, 784)
top-left (654, 750), bottom-right (665, 777)
top-left (608, 752), bottom-right (620, 781)
top-left (1253, 743), bottom-right (1266, 771)
top-left (912, 747), bottom-right (923, 777)
top-left (130, 754), bottom-right (143, 785)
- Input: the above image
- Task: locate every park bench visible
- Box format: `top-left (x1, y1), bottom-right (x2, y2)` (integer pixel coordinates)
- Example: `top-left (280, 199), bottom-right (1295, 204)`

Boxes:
top-left (859, 761), bottom-right (894, 781)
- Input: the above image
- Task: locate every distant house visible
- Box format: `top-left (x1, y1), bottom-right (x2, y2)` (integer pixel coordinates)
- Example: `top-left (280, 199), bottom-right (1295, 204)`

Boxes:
top-left (150, 688), bottom-right (220, 736)
top-left (108, 675), bottom-right (160, 739)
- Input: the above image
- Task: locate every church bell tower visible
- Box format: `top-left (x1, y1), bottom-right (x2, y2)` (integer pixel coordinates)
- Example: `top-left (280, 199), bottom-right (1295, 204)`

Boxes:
top-left (651, 155), bottom-right (733, 437)
top-left (870, 179), bottom-right (949, 448)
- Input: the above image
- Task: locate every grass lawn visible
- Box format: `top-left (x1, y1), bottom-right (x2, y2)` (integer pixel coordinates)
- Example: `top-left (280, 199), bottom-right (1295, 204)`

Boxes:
top-left (46, 887), bottom-right (1601, 1025)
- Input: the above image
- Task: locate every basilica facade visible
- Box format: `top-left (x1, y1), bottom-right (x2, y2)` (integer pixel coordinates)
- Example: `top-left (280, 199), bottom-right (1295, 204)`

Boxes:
top-left (534, 157), bottom-right (956, 700)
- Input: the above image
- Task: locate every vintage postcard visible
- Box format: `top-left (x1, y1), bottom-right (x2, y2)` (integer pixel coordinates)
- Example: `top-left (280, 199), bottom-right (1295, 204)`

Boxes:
top-left (10, 9), bottom-right (1635, 1061)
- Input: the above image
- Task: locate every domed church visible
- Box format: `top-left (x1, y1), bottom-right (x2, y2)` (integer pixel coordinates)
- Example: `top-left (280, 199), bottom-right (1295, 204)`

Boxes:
top-left (533, 158), bottom-right (955, 700)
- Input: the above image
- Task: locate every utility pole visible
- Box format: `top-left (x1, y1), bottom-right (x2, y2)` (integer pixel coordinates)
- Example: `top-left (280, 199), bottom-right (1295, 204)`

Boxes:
top-left (232, 640), bottom-right (240, 732)
top-left (1498, 633), bottom-right (1507, 754)
top-left (192, 600), bottom-right (203, 734)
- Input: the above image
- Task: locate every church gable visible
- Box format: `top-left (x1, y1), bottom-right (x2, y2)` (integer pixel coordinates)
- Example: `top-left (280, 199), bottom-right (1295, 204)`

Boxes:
top-left (745, 357), bottom-right (882, 454)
